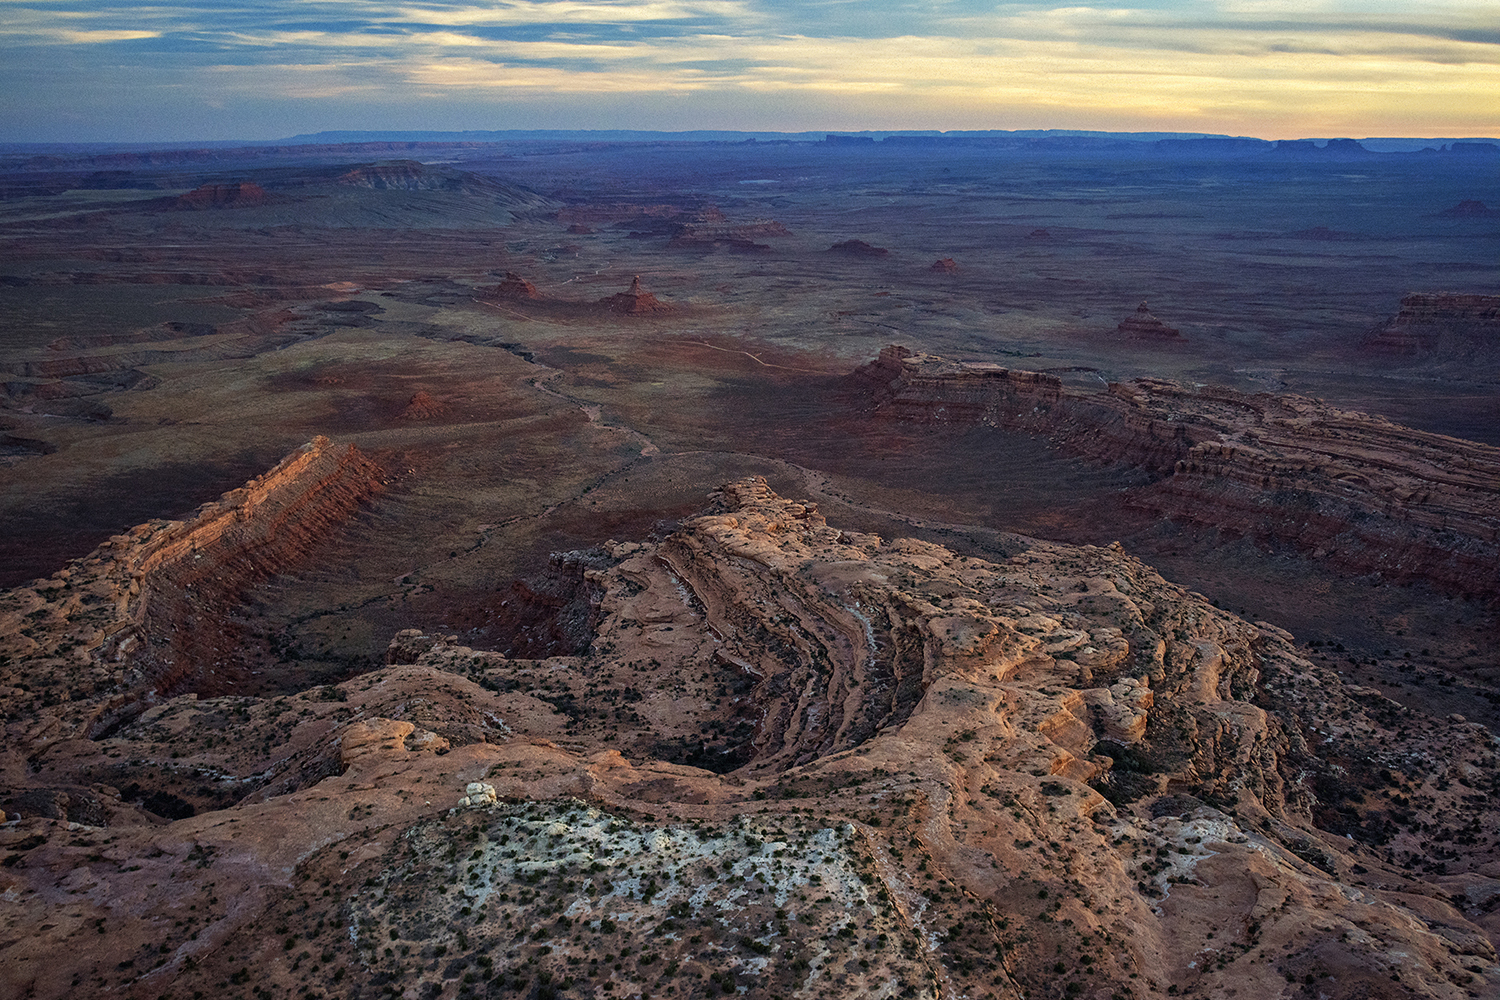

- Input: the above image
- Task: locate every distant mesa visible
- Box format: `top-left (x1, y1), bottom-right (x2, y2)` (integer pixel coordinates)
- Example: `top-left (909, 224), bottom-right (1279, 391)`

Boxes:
top-left (1286, 226), bottom-right (1361, 241)
top-left (1116, 301), bottom-right (1181, 340)
top-left (337, 160), bottom-right (457, 191)
top-left (599, 276), bottom-right (674, 315)
top-left (1273, 138), bottom-right (1369, 157)
top-left (333, 159), bottom-right (541, 201)
top-left (1437, 200), bottom-right (1496, 218)
top-left (930, 258), bottom-right (959, 272)
top-left (174, 182), bottom-right (268, 210)
top-left (399, 391), bottom-right (448, 421)
top-left (483, 272), bottom-right (541, 301)
top-left (1026, 228), bottom-right (1051, 239)
top-left (1367, 292), bottom-right (1500, 354)
top-left (556, 202), bottom-right (725, 229)
top-left (828, 239), bottom-right (889, 258)
top-left (667, 219), bottom-right (791, 254)
top-left (566, 223), bottom-right (595, 234)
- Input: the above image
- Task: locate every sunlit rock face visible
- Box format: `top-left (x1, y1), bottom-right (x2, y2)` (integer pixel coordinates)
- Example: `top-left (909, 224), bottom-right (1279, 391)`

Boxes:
top-left (3, 464), bottom-right (1496, 1000)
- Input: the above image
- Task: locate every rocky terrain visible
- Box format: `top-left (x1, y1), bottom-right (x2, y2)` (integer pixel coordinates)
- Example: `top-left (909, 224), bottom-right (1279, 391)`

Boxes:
top-left (1366, 294), bottom-right (1500, 355)
top-left (1114, 304), bottom-right (1181, 341)
top-left (2, 461), bottom-right (1498, 1000)
top-left (853, 346), bottom-right (1500, 597)
top-left (1, 136), bottom-right (1497, 1000)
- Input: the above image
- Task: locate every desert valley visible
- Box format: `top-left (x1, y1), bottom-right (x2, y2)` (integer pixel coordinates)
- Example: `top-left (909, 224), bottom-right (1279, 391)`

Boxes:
top-left (0, 133), bottom-right (1497, 1000)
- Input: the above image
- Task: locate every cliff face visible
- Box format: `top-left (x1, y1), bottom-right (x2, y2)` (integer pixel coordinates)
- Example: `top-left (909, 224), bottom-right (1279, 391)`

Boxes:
top-left (1367, 293), bottom-right (1500, 354)
top-left (854, 346), bottom-right (1500, 596)
top-left (0, 437), bottom-right (383, 739)
top-left (2, 479), bottom-right (1496, 1000)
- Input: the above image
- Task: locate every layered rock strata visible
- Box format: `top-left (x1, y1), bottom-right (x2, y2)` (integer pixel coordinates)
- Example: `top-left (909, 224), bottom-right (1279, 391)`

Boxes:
top-left (1, 478), bottom-right (1496, 1000)
top-left (1366, 293), bottom-right (1500, 354)
top-left (0, 436), bottom-right (383, 739)
top-left (1115, 301), bottom-right (1181, 339)
top-left (852, 345), bottom-right (1500, 596)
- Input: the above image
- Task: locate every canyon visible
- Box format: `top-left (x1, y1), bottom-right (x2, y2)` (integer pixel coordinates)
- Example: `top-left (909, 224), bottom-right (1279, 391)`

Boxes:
top-left (854, 346), bottom-right (1500, 597)
top-left (2, 463), bottom-right (1497, 1000)
top-left (0, 136), bottom-right (1496, 1000)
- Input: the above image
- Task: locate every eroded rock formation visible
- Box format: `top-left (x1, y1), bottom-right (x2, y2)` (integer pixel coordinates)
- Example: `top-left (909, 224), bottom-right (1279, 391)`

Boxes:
top-left (1115, 301), bottom-right (1181, 340)
top-left (2, 476), bottom-right (1496, 1000)
top-left (599, 275), bottom-right (674, 315)
top-left (0, 436), bottom-right (383, 738)
top-left (479, 271), bottom-right (542, 301)
top-left (853, 345), bottom-right (1500, 596)
top-left (173, 182), bottom-right (269, 210)
top-left (828, 239), bottom-right (890, 258)
top-left (1367, 292), bottom-right (1500, 354)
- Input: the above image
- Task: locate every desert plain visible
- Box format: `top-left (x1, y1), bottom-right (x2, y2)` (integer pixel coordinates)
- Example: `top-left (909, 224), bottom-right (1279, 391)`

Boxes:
top-left (0, 134), bottom-right (1497, 1000)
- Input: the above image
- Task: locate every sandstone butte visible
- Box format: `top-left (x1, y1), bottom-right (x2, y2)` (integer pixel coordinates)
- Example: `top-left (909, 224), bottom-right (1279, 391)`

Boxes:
top-left (1, 443), bottom-right (1497, 1000)
top-left (599, 276), bottom-right (675, 315)
top-left (851, 345), bottom-right (1500, 597)
top-left (1114, 303), bottom-right (1181, 341)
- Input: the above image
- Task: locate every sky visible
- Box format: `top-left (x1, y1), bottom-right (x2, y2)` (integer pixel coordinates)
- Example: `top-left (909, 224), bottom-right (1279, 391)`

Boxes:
top-left (1, 0), bottom-right (1497, 142)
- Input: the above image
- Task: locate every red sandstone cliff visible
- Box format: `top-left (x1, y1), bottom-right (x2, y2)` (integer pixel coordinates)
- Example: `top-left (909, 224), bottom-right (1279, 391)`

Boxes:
top-left (0, 437), bottom-right (384, 738)
top-left (1366, 292), bottom-right (1500, 354)
top-left (852, 346), bottom-right (1500, 596)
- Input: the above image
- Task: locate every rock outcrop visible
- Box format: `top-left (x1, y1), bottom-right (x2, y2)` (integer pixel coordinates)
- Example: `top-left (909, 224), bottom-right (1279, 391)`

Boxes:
top-left (173, 182), bottom-right (269, 210)
top-left (1366, 292), bottom-right (1500, 354)
top-left (479, 271), bottom-right (541, 301)
top-left (930, 257), bottom-right (959, 272)
top-left (598, 275), bottom-right (674, 315)
top-left (828, 239), bottom-right (889, 258)
top-left (399, 390), bottom-right (447, 420)
top-left (853, 345), bottom-right (1500, 596)
top-left (335, 160), bottom-right (467, 191)
top-left (1115, 300), bottom-right (1181, 339)
top-left (2, 478), bottom-right (1497, 1000)
top-left (0, 437), bottom-right (384, 737)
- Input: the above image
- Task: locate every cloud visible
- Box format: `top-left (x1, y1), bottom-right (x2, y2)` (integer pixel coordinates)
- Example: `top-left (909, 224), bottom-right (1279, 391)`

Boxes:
top-left (0, 0), bottom-right (1495, 138)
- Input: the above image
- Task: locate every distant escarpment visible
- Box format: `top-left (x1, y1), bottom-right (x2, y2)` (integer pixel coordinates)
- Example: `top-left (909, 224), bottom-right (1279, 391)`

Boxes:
top-left (1366, 292), bottom-right (1500, 354)
top-left (173, 181), bottom-right (269, 210)
top-left (0, 437), bottom-right (383, 737)
top-left (1436, 200), bottom-right (1496, 218)
top-left (853, 346), bottom-right (1500, 596)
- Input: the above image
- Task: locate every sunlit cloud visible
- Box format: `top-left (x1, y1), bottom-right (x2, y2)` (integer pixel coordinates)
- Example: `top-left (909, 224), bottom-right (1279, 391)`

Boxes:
top-left (0, 0), bottom-right (1495, 139)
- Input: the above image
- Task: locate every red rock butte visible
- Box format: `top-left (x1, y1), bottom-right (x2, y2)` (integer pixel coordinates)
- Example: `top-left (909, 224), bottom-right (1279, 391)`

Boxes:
top-left (599, 275), bottom-right (674, 315)
top-left (483, 271), bottom-right (541, 301)
top-left (399, 391), bottom-right (447, 420)
top-left (173, 182), bottom-right (268, 210)
top-left (1115, 301), bottom-right (1181, 339)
